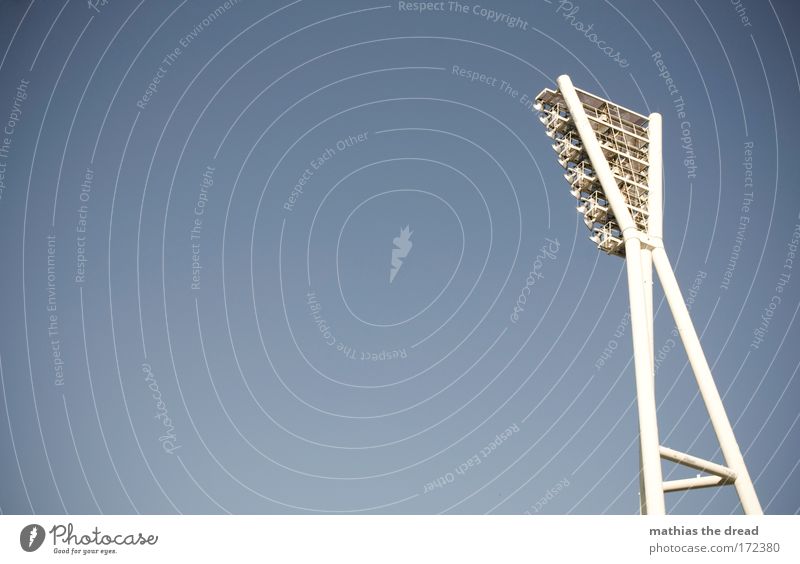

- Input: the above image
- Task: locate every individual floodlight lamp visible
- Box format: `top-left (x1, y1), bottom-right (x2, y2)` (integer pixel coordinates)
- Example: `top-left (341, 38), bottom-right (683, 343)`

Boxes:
top-left (534, 75), bottom-right (762, 515)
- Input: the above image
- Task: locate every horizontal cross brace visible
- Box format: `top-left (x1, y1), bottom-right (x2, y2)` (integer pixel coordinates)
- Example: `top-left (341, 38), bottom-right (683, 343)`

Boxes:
top-left (663, 475), bottom-right (735, 493)
top-left (659, 446), bottom-right (737, 482)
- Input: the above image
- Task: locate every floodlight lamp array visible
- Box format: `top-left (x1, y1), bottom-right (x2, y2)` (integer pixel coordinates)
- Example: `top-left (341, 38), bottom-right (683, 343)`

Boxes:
top-left (534, 87), bottom-right (652, 257)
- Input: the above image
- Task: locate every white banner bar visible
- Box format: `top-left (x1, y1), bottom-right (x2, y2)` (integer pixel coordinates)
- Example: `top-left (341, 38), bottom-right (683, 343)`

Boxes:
top-left (1, 515), bottom-right (798, 563)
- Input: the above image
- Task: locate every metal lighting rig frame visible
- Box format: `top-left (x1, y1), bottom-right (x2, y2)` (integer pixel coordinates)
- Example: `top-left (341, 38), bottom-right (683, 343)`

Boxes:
top-left (534, 75), bottom-right (762, 515)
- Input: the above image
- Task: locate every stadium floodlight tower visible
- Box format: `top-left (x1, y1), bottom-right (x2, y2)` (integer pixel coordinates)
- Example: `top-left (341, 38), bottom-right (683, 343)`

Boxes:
top-left (534, 75), bottom-right (762, 515)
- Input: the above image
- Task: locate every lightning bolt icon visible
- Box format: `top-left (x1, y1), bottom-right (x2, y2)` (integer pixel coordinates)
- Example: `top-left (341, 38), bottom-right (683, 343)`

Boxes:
top-left (28, 526), bottom-right (38, 548)
top-left (390, 226), bottom-right (413, 283)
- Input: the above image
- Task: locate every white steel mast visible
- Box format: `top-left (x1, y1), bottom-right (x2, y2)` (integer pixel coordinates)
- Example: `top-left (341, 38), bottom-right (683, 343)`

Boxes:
top-left (534, 75), bottom-right (762, 515)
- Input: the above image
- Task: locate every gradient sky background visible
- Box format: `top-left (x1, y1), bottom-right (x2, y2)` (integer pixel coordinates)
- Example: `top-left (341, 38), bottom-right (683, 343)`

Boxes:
top-left (0, 0), bottom-right (798, 515)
